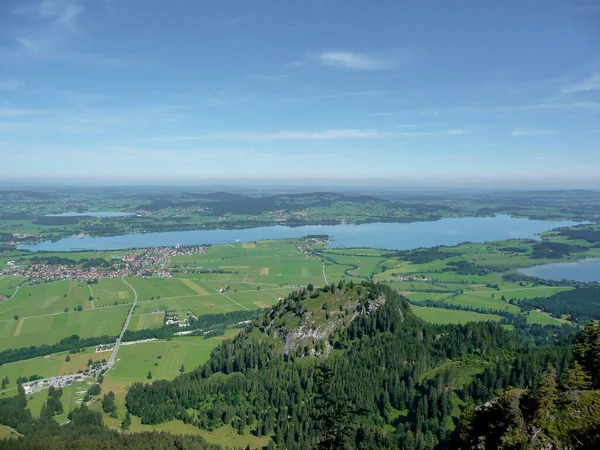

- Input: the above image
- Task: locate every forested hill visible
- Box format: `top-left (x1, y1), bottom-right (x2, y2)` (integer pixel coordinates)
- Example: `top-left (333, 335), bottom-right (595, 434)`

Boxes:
top-left (125, 282), bottom-right (573, 449)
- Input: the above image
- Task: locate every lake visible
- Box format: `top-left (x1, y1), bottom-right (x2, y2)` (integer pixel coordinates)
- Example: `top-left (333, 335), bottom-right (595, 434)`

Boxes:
top-left (18, 215), bottom-right (579, 252)
top-left (44, 212), bottom-right (136, 217)
top-left (517, 259), bottom-right (600, 282)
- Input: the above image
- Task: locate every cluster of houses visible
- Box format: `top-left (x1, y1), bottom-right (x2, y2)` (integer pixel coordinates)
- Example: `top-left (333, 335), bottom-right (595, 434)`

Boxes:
top-left (22, 374), bottom-right (87, 395)
top-left (395, 275), bottom-right (432, 282)
top-left (0, 245), bottom-right (207, 283)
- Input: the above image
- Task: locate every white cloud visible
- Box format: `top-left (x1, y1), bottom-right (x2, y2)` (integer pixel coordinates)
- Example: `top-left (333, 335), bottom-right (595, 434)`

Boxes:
top-left (316, 51), bottom-right (390, 70)
top-left (142, 128), bottom-right (469, 143)
top-left (148, 129), bottom-right (383, 142)
top-left (0, 80), bottom-right (22, 90)
top-left (563, 73), bottom-right (600, 93)
top-left (510, 128), bottom-right (556, 137)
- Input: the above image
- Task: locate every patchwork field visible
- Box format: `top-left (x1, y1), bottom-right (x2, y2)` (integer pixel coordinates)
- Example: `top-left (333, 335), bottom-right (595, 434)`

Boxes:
top-left (0, 281), bottom-right (94, 322)
top-left (171, 240), bottom-right (326, 286)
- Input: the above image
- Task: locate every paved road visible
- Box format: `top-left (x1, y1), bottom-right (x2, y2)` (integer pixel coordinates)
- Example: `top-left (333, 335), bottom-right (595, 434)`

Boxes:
top-left (107, 277), bottom-right (138, 369)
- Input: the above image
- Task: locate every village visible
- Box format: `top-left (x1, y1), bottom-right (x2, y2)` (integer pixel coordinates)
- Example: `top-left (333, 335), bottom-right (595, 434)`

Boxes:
top-left (0, 245), bottom-right (207, 284)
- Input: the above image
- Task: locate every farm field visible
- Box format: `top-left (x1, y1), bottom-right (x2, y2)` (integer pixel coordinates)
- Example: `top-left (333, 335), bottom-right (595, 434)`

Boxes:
top-left (90, 277), bottom-right (135, 307)
top-left (0, 280), bottom-right (93, 322)
top-left (410, 305), bottom-right (502, 324)
top-left (172, 240), bottom-right (326, 286)
top-left (127, 311), bottom-right (165, 331)
top-left (0, 305), bottom-right (129, 351)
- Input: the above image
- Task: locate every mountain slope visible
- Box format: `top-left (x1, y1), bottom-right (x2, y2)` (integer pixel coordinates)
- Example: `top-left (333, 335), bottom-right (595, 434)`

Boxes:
top-left (125, 282), bottom-right (572, 449)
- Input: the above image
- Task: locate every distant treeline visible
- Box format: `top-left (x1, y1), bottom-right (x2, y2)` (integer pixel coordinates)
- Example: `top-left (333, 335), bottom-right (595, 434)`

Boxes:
top-left (519, 286), bottom-right (600, 322)
top-left (0, 335), bottom-right (116, 366)
top-left (558, 227), bottom-right (600, 243)
top-left (27, 256), bottom-right (112, 268)
top-left (122, 309), bottom-right (263, 342)
top-left (531, 241), bottom-right (587, 259)
top-left (34, 216), bottom-right (79, 226)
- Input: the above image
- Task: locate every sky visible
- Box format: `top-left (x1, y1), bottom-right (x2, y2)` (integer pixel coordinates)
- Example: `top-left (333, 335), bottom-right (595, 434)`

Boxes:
top-left (1, 0), bottom-right (599, 187)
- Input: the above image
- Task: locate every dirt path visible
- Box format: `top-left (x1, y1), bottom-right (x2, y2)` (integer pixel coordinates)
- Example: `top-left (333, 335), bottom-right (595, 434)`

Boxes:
top-left (12, 318), bottom-right (25, 336)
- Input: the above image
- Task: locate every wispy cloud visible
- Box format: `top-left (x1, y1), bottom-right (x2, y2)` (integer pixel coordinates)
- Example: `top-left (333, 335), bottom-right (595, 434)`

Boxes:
top-left (0, 80), bottom-right (22, 90)
top-left (563, 73), bottom-right (600, 93)
top-left (141, 128), bottom-right (468, 143)
top-left (316, 51), bottom-right (391, 70)
top-left (510, 128), bottom-right (556, 137)
top-left (14, 0), bottom-right (84, 33)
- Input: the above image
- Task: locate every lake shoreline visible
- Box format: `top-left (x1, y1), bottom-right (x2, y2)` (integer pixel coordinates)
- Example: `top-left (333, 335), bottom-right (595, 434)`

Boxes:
top-left (17, 215), bottom-right (579, 253)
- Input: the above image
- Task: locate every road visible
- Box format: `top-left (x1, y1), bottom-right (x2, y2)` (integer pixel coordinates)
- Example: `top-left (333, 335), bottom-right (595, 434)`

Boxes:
top-left (321, 260), bottom-right (328, 286)
top-left (107, 277), bottom-right (138, 369)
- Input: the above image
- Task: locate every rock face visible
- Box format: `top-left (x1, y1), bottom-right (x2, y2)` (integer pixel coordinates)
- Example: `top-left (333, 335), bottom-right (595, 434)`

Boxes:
top-left (276, 293), bottom-right (389, 355)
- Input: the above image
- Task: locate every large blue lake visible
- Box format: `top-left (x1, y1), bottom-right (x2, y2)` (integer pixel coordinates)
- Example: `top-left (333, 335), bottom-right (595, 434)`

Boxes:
top-left (18, 215), bottom-right (579, 252)
top-left (517, 259), bottom-right (600, 282)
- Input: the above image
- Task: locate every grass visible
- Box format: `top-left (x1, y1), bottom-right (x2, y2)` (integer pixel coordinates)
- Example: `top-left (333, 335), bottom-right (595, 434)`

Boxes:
top-left (90, 278), bottom-right (134, 307)
top-left (0, 280), bottom-right (94, 322)
top-left (526, 310), bottom-right (568, 325)
top-left (88, 332), bottom-right (243, 434)
top-left (0, 305), bottom-right (129, 351)
top-left (422, 360), bottom-right (488, 388)
top-left (109, 333), bottom-right (238, 383)
top-left (172, 240), bottom-right (325, 287)
top-left (0, 276), bottom-right (26, 298)
top-left (127, 312), bottom-right (165, 331)
top-left (0, 424), bottom-right (21, 439)
top-left (410, 305), bottom-right (502, 324)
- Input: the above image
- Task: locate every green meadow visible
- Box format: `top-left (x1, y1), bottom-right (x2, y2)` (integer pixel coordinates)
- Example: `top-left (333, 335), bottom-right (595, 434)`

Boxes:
top-left (0, 276), bottom-right (26, 298)
top-left (0, 305), bottom-right (129, 351)
top-left (410, 305), bottom-right (502, 325)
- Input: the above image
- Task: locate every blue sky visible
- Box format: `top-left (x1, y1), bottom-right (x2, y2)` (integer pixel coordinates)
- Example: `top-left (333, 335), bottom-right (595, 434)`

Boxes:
top-left (1, 0), bottom-right (599, 187)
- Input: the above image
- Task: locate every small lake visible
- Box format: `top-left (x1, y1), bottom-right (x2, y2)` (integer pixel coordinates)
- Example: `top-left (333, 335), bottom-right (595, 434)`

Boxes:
top-left (44, 212), bottom-right (136, 217)
top-left (517, 259), bottom-right (600, 282)
top-left (18, 215), bottom-right (579, 252)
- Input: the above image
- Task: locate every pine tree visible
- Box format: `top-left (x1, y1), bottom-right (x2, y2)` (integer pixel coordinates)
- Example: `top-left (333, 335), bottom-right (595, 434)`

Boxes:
top-left (534, 365), bottom-right (558, 428)
top-left (122, 412), bottom-right (132, 430)
top-left (562, 361), bottom-right (592, 403)
top-left (574, 319), bottom-right (600, 387)
top-left (147, 371), bottom-right (152, 380)
top-left (180, 364), bottom-right (185, 373)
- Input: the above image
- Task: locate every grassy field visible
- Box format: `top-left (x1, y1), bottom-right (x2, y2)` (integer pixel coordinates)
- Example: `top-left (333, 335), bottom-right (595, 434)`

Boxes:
top-left (171, 240), bottom-right (325, 286)
top-left (0, 305), bottom-right (129, 351)
top-left (0, 424), bottom-right (20, 439)
top-left (410, 305), bottom-right (502, 324)
top-left (90, 277), bottom-right (134, 307)
top-left (0, 281), bottom-right (94, 322)
top-left (127, 312), bottom-right (165, 331)
top-left (0, 276), bottom-right (26, 298)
